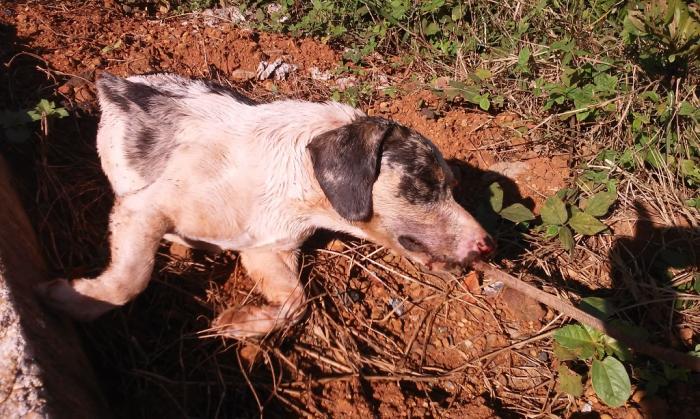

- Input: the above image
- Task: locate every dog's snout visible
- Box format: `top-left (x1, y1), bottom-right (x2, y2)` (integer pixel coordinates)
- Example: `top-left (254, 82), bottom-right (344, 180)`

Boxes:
top-left (476, 235), bottom-right (496, 256)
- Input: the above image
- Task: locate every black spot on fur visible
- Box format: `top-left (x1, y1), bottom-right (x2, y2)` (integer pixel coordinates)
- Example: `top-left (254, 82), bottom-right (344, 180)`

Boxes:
top-left (308, 117), bottom-right (393, 221)
top-left (203, 81), bottom-right (258, 106)
top-left (384, 127), bottom-right (450, 205)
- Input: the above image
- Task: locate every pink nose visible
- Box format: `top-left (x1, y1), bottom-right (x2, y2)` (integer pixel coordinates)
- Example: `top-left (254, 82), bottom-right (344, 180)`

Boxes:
top-left (476, 236), bottom-right (496, 256)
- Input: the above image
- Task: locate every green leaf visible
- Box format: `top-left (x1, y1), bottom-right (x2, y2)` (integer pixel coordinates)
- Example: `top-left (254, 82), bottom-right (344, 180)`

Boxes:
top-left (500, 203), bottom-right (535, 223)
top-left (680, 159), bottom-right (700, 183)
top-left (424, 21), bottom-right (440, 36)
top-left (55, 108), bottom-right (69, 118)
top-left (553, 341), bottom-right (578, 361)
top-left (474, 68), bottom-right (492, 80)
top-left (584, 191), bottom-right (617, 217)
top-left (36, 99), bottom-right (53, 113)
top-left (580, 297), bottom-right (616, 319)
top-left (489, 182), bottom-right (503, 213)
top-left (645, 149), bottom-right (664, 168)
top-left (545, 224), bottom-right (560, 238)
top-left (27, 110), bottom-right (42, 121)
top-left (678, 101), bottom-right (697, 117)
top-left (556, 365), bottom-right (584, 397)
top-left (559, 225), bottom-right (574, 252)
top-left (518, 47), bottom-right (531, 70)
top-left (554, 324), bottom-right (599, 360)
top-left (591, 357), bottom-right (632, 408)
top-left (541, 196), bottom-right (568, 225)
top-left (478, 95), bottom-right (490, 111)
top-left (569, 211), bottom-right (607, 235)
top-left (602, 335), bottom-right (632, 362)
top-left (451, 4), bottom-right (464, 21)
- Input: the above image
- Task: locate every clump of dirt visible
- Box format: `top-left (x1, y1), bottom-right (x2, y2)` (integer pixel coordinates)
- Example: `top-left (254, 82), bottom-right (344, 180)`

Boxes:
top-left (3, 1), bottom-right (682, 418)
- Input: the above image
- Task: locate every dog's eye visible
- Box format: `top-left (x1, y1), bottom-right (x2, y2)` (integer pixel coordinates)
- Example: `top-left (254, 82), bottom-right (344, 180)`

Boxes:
top-left (398, 235), bottom-right (428, 253)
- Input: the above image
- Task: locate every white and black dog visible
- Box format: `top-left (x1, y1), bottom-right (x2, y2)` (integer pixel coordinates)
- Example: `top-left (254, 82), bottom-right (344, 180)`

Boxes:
top-left (36, 73), bottom-right (495, 337)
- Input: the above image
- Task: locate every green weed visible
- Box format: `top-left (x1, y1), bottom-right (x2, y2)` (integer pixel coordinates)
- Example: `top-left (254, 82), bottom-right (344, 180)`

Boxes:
top-left (0, 99), bottom-right (68, 144)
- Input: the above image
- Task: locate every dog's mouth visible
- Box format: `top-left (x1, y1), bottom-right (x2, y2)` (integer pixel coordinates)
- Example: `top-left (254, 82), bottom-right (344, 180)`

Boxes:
top-left (396, 235), bottom-right (483, 272)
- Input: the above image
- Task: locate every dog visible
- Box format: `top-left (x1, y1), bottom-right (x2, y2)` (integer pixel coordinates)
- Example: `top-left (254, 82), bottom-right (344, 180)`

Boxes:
top-left (36, 72), bottom-right (495, 337)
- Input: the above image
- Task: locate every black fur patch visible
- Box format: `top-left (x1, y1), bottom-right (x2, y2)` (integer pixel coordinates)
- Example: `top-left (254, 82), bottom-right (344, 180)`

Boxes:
top-left (203, 81), bottom-right (258, 106)
top-left (308, 117), bottom-right (393, 221)
top-left (383, 127), bottom-right (450, 205)
top-left (97, 73), bottom-right (130, 112)
top-left (130, 127), bottom-right (158, 160)
top-left (123, 81), bottom-right (160, 113)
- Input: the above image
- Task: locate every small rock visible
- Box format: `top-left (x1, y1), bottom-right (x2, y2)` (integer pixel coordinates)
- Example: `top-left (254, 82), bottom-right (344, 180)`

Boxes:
top-left (335, 76), bottom-right (356, 92)
top-left (488, 161), bottom-right (529, 179)
top-left (388, 298), bottom-right (404, 316)
top-left (169, 242), bottom-right (191, 259)
top-left (74, 87), bottom-right (95, 104)
top-left (600, 414), bottom-right (613, 419)
top-left (345, 289), bottom-right (362, 304)
top-left (463, 270), bottom-right (480, 294)
top-left (631, 389), bottom-right (646, 404)
top-left (327, 239), bottom-right (344, 252)
top-left (230, 69), bottom-right (256, 81)
top-left (420, 108), bottom-right (436, 120)
top-left (57, 84), bottom-right (72, 95)
top-left (483, 280), bottom-right (504, 297)
top-left (485, 334), bottom-right (501, 349)
top-left (256, 58), bottom-right (297, 81)
top-left (581, 402), bottom-right (592, 412)
top-left (379, 101), bottom-right (390, 110)
top-left (678, 327), bottom-right (693, 345)
top-left (309, 66), bottom-right (332, 81)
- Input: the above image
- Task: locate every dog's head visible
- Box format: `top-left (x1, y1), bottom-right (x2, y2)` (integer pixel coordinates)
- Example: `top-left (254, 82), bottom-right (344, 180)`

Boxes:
top-left (308, 116), bottom-right (494, 270)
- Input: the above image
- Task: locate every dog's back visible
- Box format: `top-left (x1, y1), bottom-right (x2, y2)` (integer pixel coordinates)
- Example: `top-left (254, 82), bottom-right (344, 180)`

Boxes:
top-left (95, 73), bottom-right (259, 196)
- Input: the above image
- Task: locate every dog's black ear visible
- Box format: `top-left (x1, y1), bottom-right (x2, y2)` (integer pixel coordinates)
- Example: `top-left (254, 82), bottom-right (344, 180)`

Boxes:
top-left (308, 117), bottom-right (393, 221)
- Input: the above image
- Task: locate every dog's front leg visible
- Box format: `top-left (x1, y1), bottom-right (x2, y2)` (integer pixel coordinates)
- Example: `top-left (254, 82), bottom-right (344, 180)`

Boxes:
top-left (36, 194), bottom-right (169, 320)
top-left (212, 249), bottom-right (306, 338)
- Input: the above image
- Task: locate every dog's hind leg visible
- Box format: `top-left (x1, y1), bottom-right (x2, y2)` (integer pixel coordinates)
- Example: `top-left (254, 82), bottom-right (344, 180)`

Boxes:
top-left (36, 194), bottom-right (169, 320)
top-left (212, 249), bottom-right (306, 338)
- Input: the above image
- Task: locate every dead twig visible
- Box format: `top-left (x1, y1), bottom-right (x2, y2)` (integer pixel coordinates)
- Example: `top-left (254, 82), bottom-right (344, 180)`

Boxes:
top-left (474, 261), bottom-right (700, 372)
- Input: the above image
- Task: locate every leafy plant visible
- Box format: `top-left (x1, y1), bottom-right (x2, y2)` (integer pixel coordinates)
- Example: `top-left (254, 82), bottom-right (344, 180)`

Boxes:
top-left (622, 0), bottom-right (700, 75)
top-left (488, 182), bottom-right (535, 224)
top-left (539, 188), bottom-right (616, 251)
top-left (553, 319), bottom-right (633, 407)
top-left (432, 73), bottom-right (504, 111)
top-left (0, 99), bottom-right (68, 144)
top-left (535, 62), bottom-right (621, 122)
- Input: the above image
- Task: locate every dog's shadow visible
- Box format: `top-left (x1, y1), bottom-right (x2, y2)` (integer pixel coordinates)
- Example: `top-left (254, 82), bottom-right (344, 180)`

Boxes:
top-left (608, 201), bottom-right (699, 348)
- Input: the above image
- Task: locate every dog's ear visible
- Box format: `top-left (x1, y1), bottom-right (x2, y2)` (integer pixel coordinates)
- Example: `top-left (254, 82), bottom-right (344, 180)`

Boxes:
top-left (308, 117), bottom-right (393, 221)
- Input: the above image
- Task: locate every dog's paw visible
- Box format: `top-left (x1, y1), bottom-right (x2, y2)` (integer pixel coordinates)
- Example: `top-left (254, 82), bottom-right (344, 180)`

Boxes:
top-left (211, 305), bottom-right (283, 339)
top-left (34, 278), bottom-right (115, 321)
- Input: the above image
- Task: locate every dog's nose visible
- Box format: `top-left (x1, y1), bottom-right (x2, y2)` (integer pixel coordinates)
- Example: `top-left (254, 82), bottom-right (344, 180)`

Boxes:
top-left (476, 236), bottom-right (496, 256)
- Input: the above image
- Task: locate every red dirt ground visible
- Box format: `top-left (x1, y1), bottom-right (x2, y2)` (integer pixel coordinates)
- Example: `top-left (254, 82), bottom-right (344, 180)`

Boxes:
top-left (2, 1), bottom-right (693, 418)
